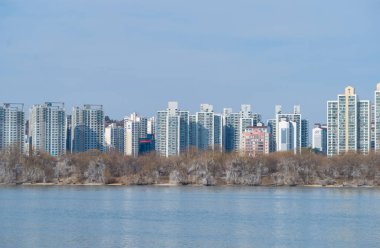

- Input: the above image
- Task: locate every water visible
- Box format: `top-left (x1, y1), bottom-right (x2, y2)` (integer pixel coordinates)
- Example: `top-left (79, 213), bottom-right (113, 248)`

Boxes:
top-left (1, 186), bottom-right (380, 248)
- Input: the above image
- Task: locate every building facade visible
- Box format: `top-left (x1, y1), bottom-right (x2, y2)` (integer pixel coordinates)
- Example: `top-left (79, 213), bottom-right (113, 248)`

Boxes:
top-left (277, 117), bottom-right (297, 153)
top-left (195, 104), bottom-right (223, 151)
top-left (312, 123), bottom-right (327, 154)
top-left (240, 123), bottom-right (270, 157)
top-left (223, 105), bottom-right (261, 152)
top-left (147, 117), bottom-right (155, 135)
top-left (327, 86), bottom-right (371, 156)
top-left (124, 113), bottom-right (147, 157)
top-left (189, 114), bottom-right (197, 148)
top-left (0, 103), bottom-right (25, 152)
top-left (156, 102), bottom-right (189, 157)
top-left (273, 105), bottom-right (307, 154)
top-left (105, 123), bottom-right (125, 154)
top-left (29, 102), bottom-right (66, 156)
top-left (71, 105), bottom-right (105, 153)
top-left (375, 83), bottom-right (380, 152)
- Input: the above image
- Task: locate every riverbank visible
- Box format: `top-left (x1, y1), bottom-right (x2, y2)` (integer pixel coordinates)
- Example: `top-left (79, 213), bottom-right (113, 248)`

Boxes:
top-left (1, 149), bottom-right (380, 187)
top-left (1, 181), bottom-right (378, 188)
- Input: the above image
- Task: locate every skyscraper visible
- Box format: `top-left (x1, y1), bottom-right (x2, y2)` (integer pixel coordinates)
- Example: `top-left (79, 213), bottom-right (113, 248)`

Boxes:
top-left (267, 119), bottom-right (276, 153)
top-left (195, 104), bottom-right (222, 151)
top-left (312, 123), bottom-right (327, 154)
top-left (72, 105), bottom-right (105, 153)
top-left (66, 115), bottom-right (72, 152)
top-left (223, 105), bottom-right (261, 152)
top-left (189, 114), bottom-right (197, 148)
top-left (29, 102), bottom-right (66, 156)
top-left (277, 117), bottom-right (297, 153)
top-left (156, 102), bottom-right (189, 157)
top-left (375, 83), bottom-right (380, 152)
top-left (0, 103), bottom-right (25, 152)
top-left (124, 113), bottom-right (147, 157)
top-left (274, 105), bottom-right (305, 153)
top-left (147, 117), bottom-right (155, 135)
top-left (301, 119), bottom-right (310, 148)
top-left (105, 123), bottom-right (125, 154)
top-left (327, 86), bottom-right (371, 156)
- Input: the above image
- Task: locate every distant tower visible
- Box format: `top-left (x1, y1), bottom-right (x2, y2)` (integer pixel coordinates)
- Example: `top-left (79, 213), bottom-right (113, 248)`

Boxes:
top-left (312, 123), bottom-right (327, 154)
top-left (277, 118), bottom-right (297, 154)
top-left (29, 102), bottom-right (66, 156)
top-left (274, 105), bottom-right (305, 154)
top-left (327, 86), bottom-right (370, 156)
top-left (0, 103), bottom-right (25, 152)
top-left (72, 105), bottom-right (105, 153)
top-left (105, 123), bottom-right (125, 154)
top-left (124, 113), bottom-right (147, 157)
top-left (193, 104), bottom-right (223, 152)
top-left (156, 102), bottom-right (189, 157)
top-left (375, 83), bottom-right (380, 152)
top-left (222, 104), bottom-right (262, 152)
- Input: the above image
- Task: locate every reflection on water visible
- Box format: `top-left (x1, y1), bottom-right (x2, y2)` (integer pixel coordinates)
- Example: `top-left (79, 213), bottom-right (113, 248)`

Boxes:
top-left (1, 186), bottom-right (380, 248)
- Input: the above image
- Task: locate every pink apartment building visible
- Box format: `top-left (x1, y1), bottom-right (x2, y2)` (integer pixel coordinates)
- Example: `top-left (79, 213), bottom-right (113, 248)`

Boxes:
top-left (240, 124), bottom-right (270, 157)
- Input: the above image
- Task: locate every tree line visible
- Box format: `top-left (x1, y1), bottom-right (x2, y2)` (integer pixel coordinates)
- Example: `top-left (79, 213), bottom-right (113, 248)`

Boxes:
top-left (1, 147), bottom-right (380, 186)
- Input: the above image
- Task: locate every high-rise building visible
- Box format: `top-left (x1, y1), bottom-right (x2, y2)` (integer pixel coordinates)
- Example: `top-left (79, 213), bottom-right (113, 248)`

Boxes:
top-left (301, 119), bottom-right (310, 148)
top-left (66, 115), bottom-right (72, 152)
top-left (29, 102), bottom-right (66, 156)
top-left (277, 117), bottom-right (297, 153)
top-left (156, 102), bottom-right (189, 157)
top-left (223, 105), bottom-right (261, 152)
top-left (371, 104), bottom-right (375, 151)
top-left (147, 117), bottom-right (155, 135)
top-left (214, 113), bottom-right (223, 152)
top-left (195, 104), bottom-right (223, 151)
top-left (240, 123), bottom-right (270, 157)
top-left (375, 83), bottom-right (380, 152)
top-left (105, 123), bottom-right (125, 154)
top-left (0, 103), bottom-right (25, 152)
top-left (71, 105), bottom-right (105, 153)
top-left (273, 105), bottom-right (305, 153)
top-left (189, 114), bottom-right (197, 148)
top-left (358, 100), bottom-right (371, 154)
top-left (222, 108), bottom-right (232, 151)
top-left (124, 113), bottom-right (147, 157)
top-left (267, 119), bottom-right (276, 153)
top-left (327, 86), bottom-right (371, 156)
top-left (312, 123), bottom-right (327, 154)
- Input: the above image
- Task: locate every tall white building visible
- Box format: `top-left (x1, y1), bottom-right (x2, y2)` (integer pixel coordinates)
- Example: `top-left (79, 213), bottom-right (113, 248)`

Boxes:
top-left (147, 117), bottom-right (155, 136)
top-left (223, 105), bottom-right (261, 152)
top-left (312, 123), bottom-right (327, 154)
top-left (327, 86), bottom-right (371, 156)
top-left (29, 102), bottom-right (66, 157)
top-left (195, 104), bottom-right (223, 151)
top-left (156, 102), bottom-right (189, 157)
top-left (277, 117), bottom-right (297, 153)
top-left (105, 123), bottom-right (125, 154)
top-left (273, 105), bottom-right (307, 153)
top-left (0, 103), bottom-right (25, 152)
top-left (72, 105), bottom-right (105, 153)
top-left (375, 83), bottom-right (380, 152)
top-left (124, 113), bottom-right (147, 157)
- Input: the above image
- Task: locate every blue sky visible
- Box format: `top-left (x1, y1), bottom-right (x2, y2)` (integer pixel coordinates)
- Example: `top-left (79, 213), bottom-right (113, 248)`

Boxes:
top-left (1, 0), bottom-right (379, 123)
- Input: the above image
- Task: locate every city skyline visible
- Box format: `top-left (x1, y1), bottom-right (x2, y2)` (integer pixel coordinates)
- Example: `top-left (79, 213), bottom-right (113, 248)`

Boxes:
top-left (1, 0), bottom-right (380, 124)
top-left (0, 83), bottom-right (379, 123)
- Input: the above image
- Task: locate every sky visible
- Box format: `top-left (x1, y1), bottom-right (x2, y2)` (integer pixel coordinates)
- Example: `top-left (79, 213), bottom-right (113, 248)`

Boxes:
top-left (1, 0), bottom-right (380, 124)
